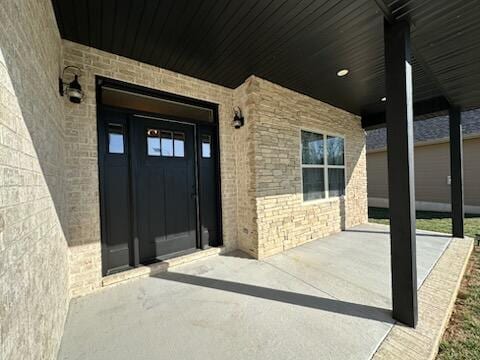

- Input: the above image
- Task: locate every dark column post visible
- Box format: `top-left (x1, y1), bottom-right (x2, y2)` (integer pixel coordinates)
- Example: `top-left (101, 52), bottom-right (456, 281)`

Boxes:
top-left (384, 20), bottom-right (418, 328)
top-left (449, 107), bottom-right (465, 238)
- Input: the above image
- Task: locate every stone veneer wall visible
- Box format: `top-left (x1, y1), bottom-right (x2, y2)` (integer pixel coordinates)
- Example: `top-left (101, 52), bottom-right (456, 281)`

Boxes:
top-left (239, 77), bottom-right (368, 258)
top-left (0, 0), bottom-right (70, 359)
top-left (62, 40), bottom-right (238, 297)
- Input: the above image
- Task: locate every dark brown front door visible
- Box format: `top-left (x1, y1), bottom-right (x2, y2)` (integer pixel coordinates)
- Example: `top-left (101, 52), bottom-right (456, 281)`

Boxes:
top-left (132, 116), bottom-right (197, 262)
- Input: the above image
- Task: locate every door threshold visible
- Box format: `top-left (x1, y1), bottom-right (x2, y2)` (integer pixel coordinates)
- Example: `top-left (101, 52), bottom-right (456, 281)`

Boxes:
top-left (106, 264), bottom-right (134, 276)
top-left (101, 246), bottom-right (224, 288)
top-left (155, 247), bottom-right (200, 262)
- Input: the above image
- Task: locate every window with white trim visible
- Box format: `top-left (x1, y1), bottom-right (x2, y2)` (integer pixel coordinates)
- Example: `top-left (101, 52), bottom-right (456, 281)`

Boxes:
top-left (301, 130), bottom-right (345, 201)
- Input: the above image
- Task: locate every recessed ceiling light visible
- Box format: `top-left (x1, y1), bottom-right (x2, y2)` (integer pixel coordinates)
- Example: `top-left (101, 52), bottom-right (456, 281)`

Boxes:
top-left (381, 97), bottom-right (386, 102)
top-left (337, 69), bottom-right (349, 77)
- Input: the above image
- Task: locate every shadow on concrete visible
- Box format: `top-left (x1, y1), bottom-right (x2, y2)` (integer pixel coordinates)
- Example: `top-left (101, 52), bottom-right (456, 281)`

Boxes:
top-left (152, 272), bottom-right (394, 324)
top-left (343, 228), bottom-right (449, 238)
top-left (219, 250), bottom-right (254, 259)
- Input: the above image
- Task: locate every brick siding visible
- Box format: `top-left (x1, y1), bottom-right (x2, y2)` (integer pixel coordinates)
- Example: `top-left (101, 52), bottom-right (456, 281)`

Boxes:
top-left (0, 0), bottom-right (69, 359)
top-left (62, 40), bottom-right (238, 297)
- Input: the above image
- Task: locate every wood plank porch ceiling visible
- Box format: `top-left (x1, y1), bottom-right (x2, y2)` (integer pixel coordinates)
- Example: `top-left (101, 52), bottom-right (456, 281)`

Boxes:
top-left (51, 0), bottom-right (480, 116)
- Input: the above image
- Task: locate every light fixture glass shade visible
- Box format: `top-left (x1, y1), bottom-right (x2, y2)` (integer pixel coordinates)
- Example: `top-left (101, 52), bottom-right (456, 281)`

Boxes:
top-left (67, 75), bottom-right (83, 103)
top-left (233, 116), bottom-right (243, 129)
top-left (67, 87), bottom-right (82, 98)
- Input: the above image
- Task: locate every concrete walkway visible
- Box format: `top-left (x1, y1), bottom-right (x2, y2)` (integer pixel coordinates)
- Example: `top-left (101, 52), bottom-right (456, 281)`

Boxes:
top-left (58, 224), bottom-right (452, 360)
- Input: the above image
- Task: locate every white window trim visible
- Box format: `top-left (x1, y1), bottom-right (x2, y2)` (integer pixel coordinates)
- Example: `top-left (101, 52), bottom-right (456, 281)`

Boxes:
top-left (300, 128), bottom-right (347, 203)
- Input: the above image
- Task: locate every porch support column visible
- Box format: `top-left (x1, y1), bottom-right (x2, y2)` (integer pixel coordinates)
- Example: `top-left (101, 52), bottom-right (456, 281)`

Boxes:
top-left (449, 106), bottom-right (465, 238)
top-left (384, 19), bottom-right (418, 327)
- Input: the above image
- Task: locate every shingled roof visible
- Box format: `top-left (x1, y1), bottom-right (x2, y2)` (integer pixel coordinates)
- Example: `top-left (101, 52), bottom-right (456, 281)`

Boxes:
top-left (367, 109), bottom-right (480, 151)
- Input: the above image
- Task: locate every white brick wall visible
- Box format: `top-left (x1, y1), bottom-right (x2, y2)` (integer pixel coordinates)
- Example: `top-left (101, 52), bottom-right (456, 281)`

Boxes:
top-left (62, 40), bottom-right (239, 297)
top-left (0, 0), bottom-right (69, 359)
top-left (233, 81), bottom-right (259, 256)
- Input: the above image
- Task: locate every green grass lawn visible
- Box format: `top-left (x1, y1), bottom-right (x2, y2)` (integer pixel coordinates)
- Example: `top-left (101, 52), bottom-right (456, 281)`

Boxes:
top-left (368, 207), bottom-right (480, 239)
top-left (437, 247), bottom-right (480, 360)
top-left (368, 207), bottom-right (480, 359)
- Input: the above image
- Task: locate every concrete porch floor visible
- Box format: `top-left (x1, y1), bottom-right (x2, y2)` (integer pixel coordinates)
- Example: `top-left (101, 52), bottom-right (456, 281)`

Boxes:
top-left (58, 224), bottom-right (454, 360)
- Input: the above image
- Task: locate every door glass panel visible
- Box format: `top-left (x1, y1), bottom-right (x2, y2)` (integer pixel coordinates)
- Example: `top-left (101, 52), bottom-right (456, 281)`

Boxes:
top-left (147, 129), bottom-right (161, 156)
top-left (161, 131), bottom-right (173, 157)
top-left (108, 124), bottom-right (124, 154)
top-left (173, 132), bottom-right (185, 158)
top-left (201, 135), bottom-right (211, 158)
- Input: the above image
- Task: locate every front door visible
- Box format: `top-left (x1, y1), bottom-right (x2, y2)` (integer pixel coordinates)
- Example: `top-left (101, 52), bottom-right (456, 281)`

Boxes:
top-left (99, 89), bottom-right (221, 276)
top-left (133, 116), bottom-right (197, 263)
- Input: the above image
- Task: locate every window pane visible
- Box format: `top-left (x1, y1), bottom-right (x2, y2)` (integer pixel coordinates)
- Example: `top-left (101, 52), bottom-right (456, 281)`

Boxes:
top-left (161, 131), bottom-right (173, 157)
top-left (173, 132), bottom-right (185, 157)
top-left (147, 129), bottom-right (160, 156)
top-left (328, 168), bottom-right (345, 197)
top-left (201, 135), bottom-right (211, 158)
top-left (302, 131), bottom-right (324, 165)
top-left (302, 168), bottom-right (325, 201)
top-left (109, 134), bottom-right (124, 154)
top-left (327, 136), bottom-right (344, 165)
top-left (147, 138), bottom-right (160, 156)
top-left (108, 124), bottom-right (124, 154)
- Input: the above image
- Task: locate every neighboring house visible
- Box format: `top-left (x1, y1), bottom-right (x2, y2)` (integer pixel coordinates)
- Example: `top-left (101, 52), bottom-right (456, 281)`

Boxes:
top-left (367, 109), bottom-right (480, 214)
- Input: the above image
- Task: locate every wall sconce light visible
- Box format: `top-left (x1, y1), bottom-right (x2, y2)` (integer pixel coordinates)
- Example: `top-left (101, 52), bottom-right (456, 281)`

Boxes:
top-left (59, 66), bottom-right (84, 103)
top-left (233, 107), bottom-right (244, 129)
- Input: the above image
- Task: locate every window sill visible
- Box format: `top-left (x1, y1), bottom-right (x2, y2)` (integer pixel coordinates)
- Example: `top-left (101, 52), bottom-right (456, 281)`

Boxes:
top-left (301, 195), bottom-right (345, 206)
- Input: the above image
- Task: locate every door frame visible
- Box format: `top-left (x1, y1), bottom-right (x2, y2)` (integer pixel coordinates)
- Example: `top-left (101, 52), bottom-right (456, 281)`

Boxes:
top-left (96, 76), bottom-right (223, 276)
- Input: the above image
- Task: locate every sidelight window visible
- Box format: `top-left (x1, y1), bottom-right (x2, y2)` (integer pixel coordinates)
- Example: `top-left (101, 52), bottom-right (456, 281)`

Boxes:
top-left (301, 130), bottom-right (345, 202)
top-left (108, 123), bottom-right (125, 154)
top-left (201, 135), bottom-right (211, 158)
